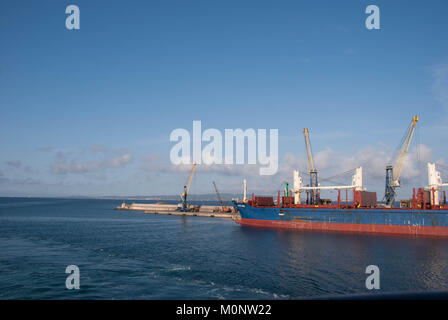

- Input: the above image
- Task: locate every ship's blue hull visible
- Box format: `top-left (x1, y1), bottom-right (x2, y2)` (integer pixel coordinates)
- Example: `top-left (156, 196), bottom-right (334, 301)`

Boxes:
top-left (234, 202), bottom-right (448, 237)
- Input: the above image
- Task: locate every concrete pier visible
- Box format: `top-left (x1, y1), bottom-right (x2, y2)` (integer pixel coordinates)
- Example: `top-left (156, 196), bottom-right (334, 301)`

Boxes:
top-left (143, 210), bottom-right (233, 218)
top-left (115, 202), bottom-right (237, 219)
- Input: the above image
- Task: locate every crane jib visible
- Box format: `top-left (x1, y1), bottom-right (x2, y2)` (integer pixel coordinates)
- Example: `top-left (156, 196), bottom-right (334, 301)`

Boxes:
top-left (384, 116), bottom-right (418, 206)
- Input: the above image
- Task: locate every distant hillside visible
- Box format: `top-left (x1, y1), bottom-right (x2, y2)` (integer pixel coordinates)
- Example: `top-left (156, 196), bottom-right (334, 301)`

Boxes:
top-left (98, 193), bottom-right (242, 201)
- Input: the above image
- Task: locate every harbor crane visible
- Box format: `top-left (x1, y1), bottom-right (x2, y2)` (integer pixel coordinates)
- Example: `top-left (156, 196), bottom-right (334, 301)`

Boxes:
top-left (383, 116), bottom-right (418, 207)
top-left (213, 181), bottom-right (225, 212)
top-left (213, 181), bottom-right (231, 213)
top-left (303, 128), bottom-right (319, 204)
top-left (180, 162), bottom-right (197, 211)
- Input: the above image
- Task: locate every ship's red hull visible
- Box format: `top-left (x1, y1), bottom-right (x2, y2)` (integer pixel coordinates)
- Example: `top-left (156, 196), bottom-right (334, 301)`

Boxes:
top-left (237, 218), bottom-right (448, 237)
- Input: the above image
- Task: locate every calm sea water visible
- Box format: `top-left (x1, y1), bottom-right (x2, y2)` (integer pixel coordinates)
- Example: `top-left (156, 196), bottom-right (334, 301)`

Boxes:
top-left (1, 197), bottom-right (448, 299)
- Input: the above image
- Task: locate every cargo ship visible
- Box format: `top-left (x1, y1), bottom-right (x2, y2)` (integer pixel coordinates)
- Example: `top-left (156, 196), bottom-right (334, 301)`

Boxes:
top-left (233, 188), bottom-right (448, 237)
top-left (232, 117), bottom-right (448, 237)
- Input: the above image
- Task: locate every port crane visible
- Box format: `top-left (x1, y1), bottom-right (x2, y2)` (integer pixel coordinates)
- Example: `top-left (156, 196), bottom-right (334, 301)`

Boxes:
top-left (383, 116), bottom-right (418, 207)
top-left (180, 162), bottom-right (197, 211)
top-left (213, 181), bottom-right (231, 213)
top-left (303, 128), bottom-right (319, 204)
top-left (294, 129), bottom-right (364, 205)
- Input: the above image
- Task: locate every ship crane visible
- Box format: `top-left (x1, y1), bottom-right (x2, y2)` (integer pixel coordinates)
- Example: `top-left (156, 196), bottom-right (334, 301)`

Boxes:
top-left (303, 128), bottom-right (319, 204)
top-left (427, 163), bottom-right (448, 205)
top-left (293, 167), bottom-right (364, 203)
top-left (180, 162), bottom-right (197, 211)
top-left (383, 116), bottom-right (418, 207)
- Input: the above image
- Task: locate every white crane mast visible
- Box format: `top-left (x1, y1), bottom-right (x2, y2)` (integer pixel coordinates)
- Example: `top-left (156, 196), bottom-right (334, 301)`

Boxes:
top-left (427, 162), bottom-right (448, 205)
top-left (293, 170), bottom-right (303, 204)
top-left (243, 179), bottom-right (247, 202)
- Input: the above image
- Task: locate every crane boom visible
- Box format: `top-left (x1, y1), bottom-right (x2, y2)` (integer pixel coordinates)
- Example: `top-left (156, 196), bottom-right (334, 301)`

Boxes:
top-left (185, 162), bottom-right (197, 194)
top-left (212, 181), bottom-right (225, 211)
top-left (180, 162), bottom-right (197, 211)
top-left (383, 116), bottom-right (418, 206)
top-left (393, 116), bottom-right (418, 182)
top-left (302, 128), bottom-right (319, 204)
top-left (303, 128), bottom-right (315, 172)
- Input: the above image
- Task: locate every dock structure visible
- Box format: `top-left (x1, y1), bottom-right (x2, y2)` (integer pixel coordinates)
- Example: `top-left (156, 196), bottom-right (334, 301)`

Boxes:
top-left (115, 202), bottom-right (237, 219)
top-left (143, 210), bottom-right (233, 218)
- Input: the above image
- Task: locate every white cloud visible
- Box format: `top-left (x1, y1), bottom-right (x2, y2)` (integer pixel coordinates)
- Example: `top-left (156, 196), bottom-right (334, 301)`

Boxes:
top-left (51, 145), bottom-right (133, 174)
top-left (0, 169), bottom-right (40, 185)
top-left (314, 148), bottom-right (336, 171)
top-left (5, 160), bottom-right (22, 168)
top-left (138, 142), bottom-right (444, 196)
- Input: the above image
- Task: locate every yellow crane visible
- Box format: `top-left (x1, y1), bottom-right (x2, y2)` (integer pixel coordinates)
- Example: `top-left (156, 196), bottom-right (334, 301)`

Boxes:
top-left (384, 116), bottom-right (418, 206)
top-left (180, 162), bottom-right (197, 211)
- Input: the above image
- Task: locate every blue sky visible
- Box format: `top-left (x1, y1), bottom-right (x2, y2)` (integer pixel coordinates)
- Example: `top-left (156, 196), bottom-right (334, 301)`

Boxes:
top-left (1, 0), bottom-right (448, 198)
